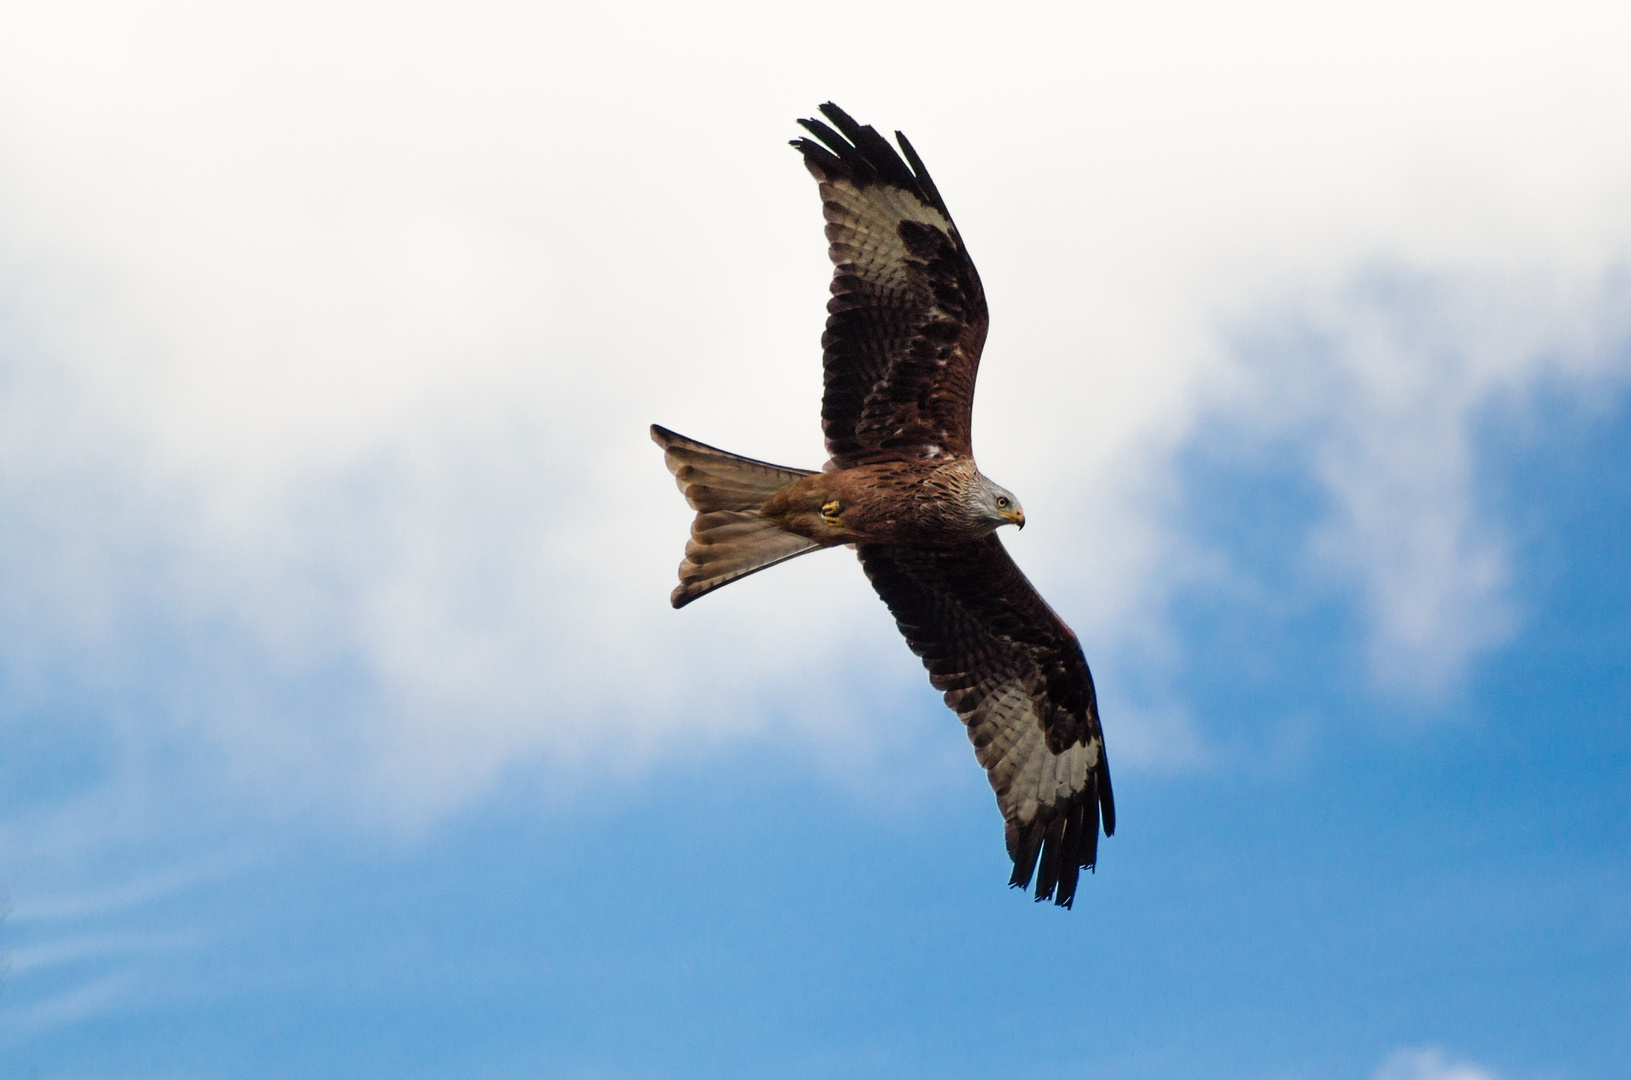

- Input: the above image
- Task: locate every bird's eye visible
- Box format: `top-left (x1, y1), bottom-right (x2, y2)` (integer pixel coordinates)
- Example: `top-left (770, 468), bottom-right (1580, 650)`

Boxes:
top-left (996, 497), bottom-right (1009, 508)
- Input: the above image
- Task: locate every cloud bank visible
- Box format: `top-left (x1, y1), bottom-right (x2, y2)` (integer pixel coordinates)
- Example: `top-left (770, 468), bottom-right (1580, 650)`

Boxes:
top-left (1, 0), bottom-right (1629, 821)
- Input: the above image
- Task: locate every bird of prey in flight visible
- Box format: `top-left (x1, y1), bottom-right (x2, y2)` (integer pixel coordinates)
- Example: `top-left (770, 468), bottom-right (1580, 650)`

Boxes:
top-left (652, 103), bottom-right (1113, 907)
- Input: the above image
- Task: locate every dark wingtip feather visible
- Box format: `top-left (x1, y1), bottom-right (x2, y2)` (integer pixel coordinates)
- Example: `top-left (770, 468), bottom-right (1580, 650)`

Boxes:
top-left (1033, 813), bottom-right (1066, 904)
top-left (816, 100), bottom-right (857, 129)
top-left (893, 131), bottom-right (947, 214)
top-left (1006, 816), bottom-right (1043, 893)
top-left (790, 132), bottom-right (849, 182)
top-left (1098, 749), bottom-right (1117, 837)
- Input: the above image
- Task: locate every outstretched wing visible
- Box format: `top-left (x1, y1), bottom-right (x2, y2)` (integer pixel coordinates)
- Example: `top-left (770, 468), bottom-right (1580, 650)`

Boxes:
top-left (857, 538), bottom-right (1115, 908)
top-left (791, 103), bottom-right (988, 469)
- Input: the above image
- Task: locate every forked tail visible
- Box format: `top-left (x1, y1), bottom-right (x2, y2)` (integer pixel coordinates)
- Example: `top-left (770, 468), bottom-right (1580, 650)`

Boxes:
top-left (651, 424), bottom-right (821, 607)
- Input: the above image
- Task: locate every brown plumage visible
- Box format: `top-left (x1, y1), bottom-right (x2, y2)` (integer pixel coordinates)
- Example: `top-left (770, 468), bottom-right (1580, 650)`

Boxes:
top-left (652, 103), bottom-right (1113, 908)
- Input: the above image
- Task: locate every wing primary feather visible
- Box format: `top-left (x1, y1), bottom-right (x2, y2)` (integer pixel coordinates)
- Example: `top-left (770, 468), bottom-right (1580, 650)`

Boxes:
top-left (789, 137), bottom-right (845, 179)
top-left (1083, 796), bottom-right (1101, 870)
top-left (1008, 820), bottom-right (1043, 892)
top-left (1033, 812), bottom-right (1068, 905)
top-left (892, 131), bottom-right (949, 218)
top-left (1098, 749), bottom-right (1117, 837)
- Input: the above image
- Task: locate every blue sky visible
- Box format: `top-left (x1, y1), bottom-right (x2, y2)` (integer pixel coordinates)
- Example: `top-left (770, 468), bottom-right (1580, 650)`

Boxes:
top-left (2, 2), bottom-right (1629, 1078)
top-left (3, 360), bottom-right (1625, 1080)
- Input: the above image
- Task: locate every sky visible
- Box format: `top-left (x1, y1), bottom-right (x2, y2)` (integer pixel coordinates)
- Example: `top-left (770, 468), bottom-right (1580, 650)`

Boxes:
top-left (0, 1), bottom-right (1627, 1077)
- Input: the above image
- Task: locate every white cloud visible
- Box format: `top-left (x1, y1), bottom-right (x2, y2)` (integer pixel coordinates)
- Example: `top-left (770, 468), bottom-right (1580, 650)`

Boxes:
top-left (1375, 1047), bottom-right (1504, 1080)
top-left (1, 0), bottom-right (1629, 819)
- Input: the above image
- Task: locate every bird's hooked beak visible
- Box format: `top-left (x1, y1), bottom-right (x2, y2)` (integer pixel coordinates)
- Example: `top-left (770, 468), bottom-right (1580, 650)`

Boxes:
top-left (1003, 509), bottom-right (1026, 529)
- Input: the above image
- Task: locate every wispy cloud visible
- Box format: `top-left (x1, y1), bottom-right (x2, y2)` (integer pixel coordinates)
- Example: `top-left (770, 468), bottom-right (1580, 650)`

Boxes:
top-left (7, 861), bottom-right (243, 927)
top-left (1375, 1047), bottom-right (1504, 1080)
top-left (1197, 263), bottom-right (1631, 694)
top-left (0, 970), bottom-right (139, 1037)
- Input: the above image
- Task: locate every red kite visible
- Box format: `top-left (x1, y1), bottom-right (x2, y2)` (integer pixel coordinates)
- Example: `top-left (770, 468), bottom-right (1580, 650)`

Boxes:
top-left (653, 104), bottom-right (1113, 907)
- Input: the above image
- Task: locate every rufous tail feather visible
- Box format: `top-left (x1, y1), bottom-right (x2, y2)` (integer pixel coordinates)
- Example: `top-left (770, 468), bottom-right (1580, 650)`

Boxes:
top-left (651, 424), bottom-right (821, 607)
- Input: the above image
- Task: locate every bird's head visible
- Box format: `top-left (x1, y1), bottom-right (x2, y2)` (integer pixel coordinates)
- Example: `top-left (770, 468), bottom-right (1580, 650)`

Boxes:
top-left (973, 475), bottom-right (1026, 533)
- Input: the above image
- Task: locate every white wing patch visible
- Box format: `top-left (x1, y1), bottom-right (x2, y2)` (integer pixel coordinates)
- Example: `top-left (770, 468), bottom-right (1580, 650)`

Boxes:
top-left (967, 677), bottom-right (1102, 829)
top-left (821, 178), bottom-right (952, 295)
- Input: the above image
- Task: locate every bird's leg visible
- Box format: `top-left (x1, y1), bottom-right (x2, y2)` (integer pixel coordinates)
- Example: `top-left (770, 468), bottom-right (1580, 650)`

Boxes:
top-left (820, 500), bottom-right (842, 526)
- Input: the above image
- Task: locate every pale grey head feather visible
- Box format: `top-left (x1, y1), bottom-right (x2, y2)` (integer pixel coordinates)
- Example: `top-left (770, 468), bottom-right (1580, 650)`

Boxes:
top-left (968, 474), bottom-right (1024, 532)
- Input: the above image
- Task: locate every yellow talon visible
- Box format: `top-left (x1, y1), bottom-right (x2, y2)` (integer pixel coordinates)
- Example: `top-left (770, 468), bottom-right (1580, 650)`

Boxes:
top-left (821, 500), bottom-right (842, 525)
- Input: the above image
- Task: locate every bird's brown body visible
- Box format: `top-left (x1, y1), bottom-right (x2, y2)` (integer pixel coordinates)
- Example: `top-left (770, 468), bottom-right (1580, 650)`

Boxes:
top-left (762, 459), bottom-right (995, 549)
